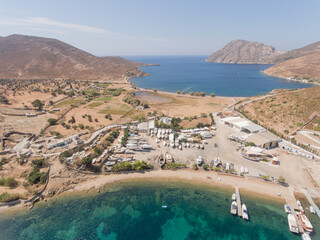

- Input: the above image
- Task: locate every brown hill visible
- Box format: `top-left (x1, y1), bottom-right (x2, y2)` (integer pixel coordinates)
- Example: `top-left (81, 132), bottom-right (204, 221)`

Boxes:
top-left (264, 53), bottom-right (320, 81)
top-left (0, 34), bottom-right (145, 81)
top-left (205, 40), bottom-right (286, 64)
top-left (274, 40), bottom-right (320, 63)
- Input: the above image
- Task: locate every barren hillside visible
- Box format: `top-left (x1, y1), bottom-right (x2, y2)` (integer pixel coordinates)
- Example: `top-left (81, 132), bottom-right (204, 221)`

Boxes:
top-left (205, 40), bottom-right (286, 64)
top-left (237, 86), bottom-right (320, 136)
top-left (0, 34), bottom-right (145, 81)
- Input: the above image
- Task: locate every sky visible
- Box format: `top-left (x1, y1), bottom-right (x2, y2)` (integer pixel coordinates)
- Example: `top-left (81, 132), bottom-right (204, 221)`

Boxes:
top-left (0, 0), bottom-right (319, 56)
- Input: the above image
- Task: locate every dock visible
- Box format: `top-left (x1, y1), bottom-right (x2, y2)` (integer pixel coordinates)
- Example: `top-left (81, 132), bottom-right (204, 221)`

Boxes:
top-left (287, 188), bottom-right (305, 234)
top-left (302, 188), bottom-right (320, 219)
top-left (235, 187), bottom-right (242, 217)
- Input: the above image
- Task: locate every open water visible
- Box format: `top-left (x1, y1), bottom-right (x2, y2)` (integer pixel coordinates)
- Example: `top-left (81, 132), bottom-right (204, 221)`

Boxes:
top-left (1, 180), bottom-right (318, 240)
top-left (127, 56), bottom-right (312, 97)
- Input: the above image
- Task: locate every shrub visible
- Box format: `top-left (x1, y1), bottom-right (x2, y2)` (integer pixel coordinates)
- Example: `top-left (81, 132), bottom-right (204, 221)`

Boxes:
top-left (28, 167), bottom-right (47, 185)
top-left (165, 162), bottom-right (186, 169)
top-left (0, 177), bottom-right (18, 188)
top-left (189, 91), bottom-right (194, 96)
top-left (0, 192), bottom-right (20, 202)
top-left (31, 159), bottom-right (47, 168)
top-left (47, 118), bottom-right (58, 125)
top-left (192, 163), bottom-right (198, 170)
top-left (177, 90), bottom-right (180, 94)
top-left (210, 93), bottom-right (215, 97)
top-left (202, 164), bottom-right (209, 170)
top-left (277, 176), bottom-right (286, 184)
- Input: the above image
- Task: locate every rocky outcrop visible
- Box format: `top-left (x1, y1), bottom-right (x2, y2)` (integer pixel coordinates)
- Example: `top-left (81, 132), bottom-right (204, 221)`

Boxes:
top-left (206, 40), bottom-right (286, 64)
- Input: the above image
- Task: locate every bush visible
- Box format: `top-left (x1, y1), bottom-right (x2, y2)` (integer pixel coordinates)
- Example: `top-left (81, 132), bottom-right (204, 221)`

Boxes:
top-left (192, 163), bottom-right (198, 170)
top-left (0, 192), bottom-right (20, 202)
top-left (82, 156), bottom-right (93, 168)
top-left (165, 162), bottom-right (186, 169)
top-left (202, 164), bottom-right (209, 170)
top-left (245, 142), bottom-right (256, 147)
top-left (28, 167), bottom-right (47, 185)
top-left (189, 91), bottom-right (194, 96)
top-left (277, 176), bottom-right (286, 184)
top-left (177, 90), bottom-right (180, 94)
top-left (0, 177), bottom-right (18, 188)
top-left (31, 159), bottom-right (47, 168)
top-left (210, 93), bottom-right (216, 97)
top-left (48, 118), bottom-right (58, 125)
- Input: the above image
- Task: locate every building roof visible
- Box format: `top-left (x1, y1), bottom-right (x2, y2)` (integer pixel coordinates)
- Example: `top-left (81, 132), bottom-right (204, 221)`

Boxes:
top-left (148, 120), bottom-right (155, 129)
top-left (241, 124), bottom-right (265, 133)
top-left (138, 122), bottom-right (148, 130)
top-left (233, 120), bottom-right (251, 128)
top-left (220, 117), bottom-right (242, 124)
top-left (246, 131), bottom-right (281, 146)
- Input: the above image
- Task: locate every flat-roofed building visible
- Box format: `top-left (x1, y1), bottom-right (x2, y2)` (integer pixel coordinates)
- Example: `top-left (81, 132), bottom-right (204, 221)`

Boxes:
top-left (246, 131), bottom-right (281, 149)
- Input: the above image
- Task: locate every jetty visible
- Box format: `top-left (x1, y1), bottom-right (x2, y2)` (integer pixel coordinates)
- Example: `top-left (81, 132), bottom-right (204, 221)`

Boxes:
top-left (235, 187), bottom-right (242, 217)
top-left (287, 188), bottom-right (305, 234)
top-left (302, 189), bottom-right (320, 219)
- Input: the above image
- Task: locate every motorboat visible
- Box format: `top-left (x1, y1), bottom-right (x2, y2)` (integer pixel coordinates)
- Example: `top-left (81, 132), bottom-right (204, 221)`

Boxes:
top-left (232, 193), bottom-right (236, 201)
top-left (287, 213), bottom-right (299, 234)
top-left (284, 204), bottom-right (291, 214)
top-left (309, 206), bottom-right (315, 214)
top-left (298, 212), bottom-right (313, 233)
top-left (297, 200), bottom-right (305, 213)
top-left (230, 201), bottom-right (237, 215)
top-left (301, 233), bottom-right (312, 240)
top-left (242, 204), bottom-right (249, 220)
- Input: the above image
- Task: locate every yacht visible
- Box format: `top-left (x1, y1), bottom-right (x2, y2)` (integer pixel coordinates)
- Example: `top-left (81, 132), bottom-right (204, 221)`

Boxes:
top-left (242, 204), bottom-right (249, 220)
top-left (158, 154), bottom-right (165, 167)
top-left (309, 206), bottom-right (315, 214)
top-left (230, 201), bottom-right (237, 215)
top-left (297, 200), bottom-right (305, 213)
top-left (287, 213), bottom-right (299, 234)
top-left (196, 156), bottom-right (203, 165)
top-left (165, 152), bottom-right (173, 163)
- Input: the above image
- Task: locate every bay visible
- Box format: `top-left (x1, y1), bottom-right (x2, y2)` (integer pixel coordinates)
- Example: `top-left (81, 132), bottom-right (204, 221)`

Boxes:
top-left (127, 56), bottom-right (312, 97)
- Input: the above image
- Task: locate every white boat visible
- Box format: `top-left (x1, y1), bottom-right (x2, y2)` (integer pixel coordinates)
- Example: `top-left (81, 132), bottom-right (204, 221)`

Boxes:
top-left (242, 204), bottom-right (249, 220)
top-left (178, 145), bottom-right (182, 150)
top-left (288, 213), bottom-right (299, 234)
top-left (240, 166), bottom-right (244, 174)
top-left (301, 233), bottom-right (312, 240)
top-left (297, 200), bottom-right (305, 213)
top-left (284, 204), bottom-right (291, 214)
top-left (158, 154), bottom-right (165, 167)
top-left (214, 158), bottom-right (221, 167)
top-left (309, 206), bottom-right (315, 214)
top-left (196, 144), bottom-right (200, 149)
top-left (230, 201), bottom-right (237, 215)
top-left (298, 212), bottom-right (313, 233)
top-left (232, 193), bottom-right (236, 201)
top-left (170, 142), bottom-right (175, 148)
top-left (244, 168), bottom-right (249, 174)
top-left (200, 145), bottom-right (204, 149)
top-left (163, 141), bottom-right (167, 147)
top-left (186, 142), bottom-right (190, 148)
top-left (162, 205), bottom-right (168, 209)
top-left (196, 156), bottom-right (203, 165)
top-left (169, 133), bottom-right (174, 141)
top-left (155, 138), bottom-right (160, 143)
top-left (165, 152), bottom-right (173, 163)
top-left (141, 144), bottom-right (152, 150)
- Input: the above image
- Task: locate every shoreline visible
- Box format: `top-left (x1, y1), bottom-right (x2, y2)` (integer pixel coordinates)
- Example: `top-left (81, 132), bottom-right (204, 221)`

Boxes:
top-left (0, 169), bottom-right (292, 214)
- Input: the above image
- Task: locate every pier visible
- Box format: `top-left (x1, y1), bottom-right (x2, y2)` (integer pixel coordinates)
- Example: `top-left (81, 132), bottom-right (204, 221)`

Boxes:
top-left (287, 188), bottom-right (305, 234)
top-left (302, 188), bottom-right (320, 219)
top-left (235, 187), bottom-right (242, 217)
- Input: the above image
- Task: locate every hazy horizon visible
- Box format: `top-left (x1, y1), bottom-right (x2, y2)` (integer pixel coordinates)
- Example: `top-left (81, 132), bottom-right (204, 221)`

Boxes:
top-left (1, 0), bottom-right (320, 56)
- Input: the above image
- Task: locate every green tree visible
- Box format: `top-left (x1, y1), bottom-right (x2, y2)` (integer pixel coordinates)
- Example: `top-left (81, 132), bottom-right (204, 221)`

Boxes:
top-left (177, 90), bottom-right (181, 94)
top-left (277, 176), bottom-right (286, 184)
top-left (32, 99), bottom-right (44, 110)
top-left (192, 163), bottom-right (198, 170)
top-left (202, 164), bottom-right (209, 170)
top-left (210, 93), bottom-right (216, 97)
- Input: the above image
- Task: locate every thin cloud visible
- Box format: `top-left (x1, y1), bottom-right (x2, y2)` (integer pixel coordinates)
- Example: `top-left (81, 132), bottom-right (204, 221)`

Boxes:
top-left (0, 16), bottom-right (112, 34)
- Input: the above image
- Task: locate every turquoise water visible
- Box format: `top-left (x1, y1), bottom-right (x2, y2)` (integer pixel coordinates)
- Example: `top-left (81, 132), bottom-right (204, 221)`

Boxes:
top-left (127, 56), bottom-right (312, 97)
top-left (1, 180), bottom-right (317, 240)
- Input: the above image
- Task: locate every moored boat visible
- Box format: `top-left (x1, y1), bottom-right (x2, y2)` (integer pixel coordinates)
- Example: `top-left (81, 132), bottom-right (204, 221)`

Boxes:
top-left (232, 193), bottom-right (236, 201)
top-left (301, 233), bottom-right (312, 240)
top-left (287, 213), bottom-right (299, 234)
top-left (297, 200), bottom-right (305, 213)
top-left (298, 212), bottom-right (313, 233)
top-left (230, 201), bottom-right (237, 215)
top-left (242, 203), bottom-right (249, 220)
top-left (196, 156), bottom-right (203, 165)
top-left (284, 204), bottom-right (291, 214)
top-left (309, 206), bottom-right (315, 214)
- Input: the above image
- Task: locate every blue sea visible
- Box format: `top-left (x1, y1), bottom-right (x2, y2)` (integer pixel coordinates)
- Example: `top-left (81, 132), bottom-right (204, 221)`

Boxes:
top-left (127, 56), bottom-right (312, 97)
top-left (1, 180), bottom-right (319, 240)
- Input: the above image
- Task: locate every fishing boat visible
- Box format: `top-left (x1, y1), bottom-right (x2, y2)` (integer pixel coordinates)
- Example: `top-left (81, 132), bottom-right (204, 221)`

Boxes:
top-left (298, 212), bottom-right (313, 233)
top-left (297, 200), bottom-right (305, 213)
top-left (309, 206), bottom-right (315, 214)
top-left (232, 193), bottom-right (236, 201)
top-left (230, 201), bottom-right (237, 215)
top-left (158, 154), bottom-right (165, 167)
top-left (165, 152), bottom-right (173, 163)
top-left (287, 213), bottom-right (299, 234)
top-left (284, 204), bottom-right (291, 214)
top-left (242, 204), bottom-right (249, 220)
top-left (301, 233), bottom-right (312, 240)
